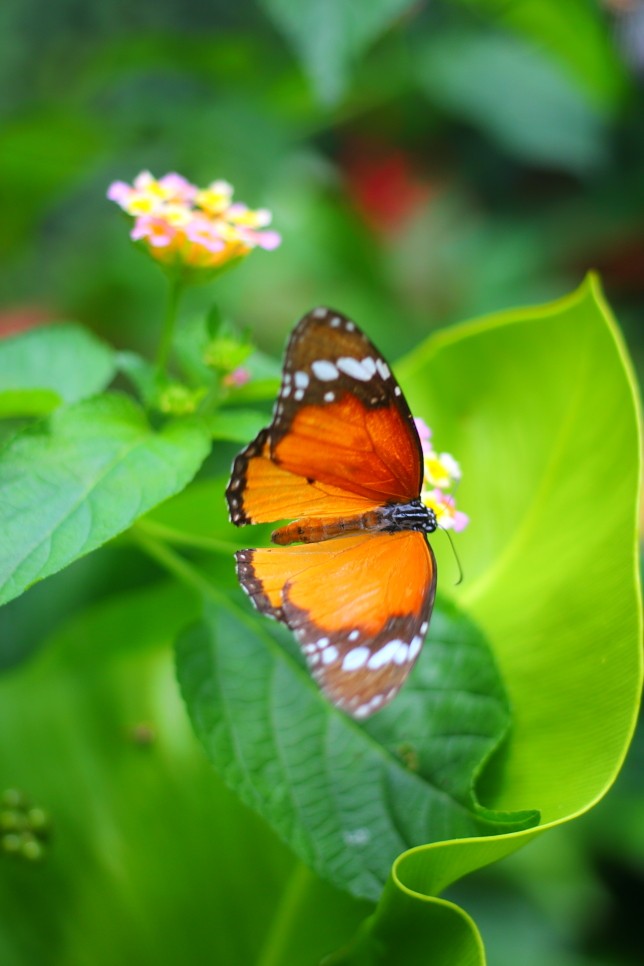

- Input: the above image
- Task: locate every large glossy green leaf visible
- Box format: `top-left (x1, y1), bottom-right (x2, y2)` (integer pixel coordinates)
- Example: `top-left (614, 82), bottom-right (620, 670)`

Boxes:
top-left (176, 595), bottom-right (537, 903)
top-left (0, 393), bottom-right (210, 606)
top-left (0, 323), bottom-right (115, 413)
top-left (332, 276), bottom-right (642, 961)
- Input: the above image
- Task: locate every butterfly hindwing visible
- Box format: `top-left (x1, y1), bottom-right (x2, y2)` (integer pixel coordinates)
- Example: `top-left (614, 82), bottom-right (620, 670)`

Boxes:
top-left (235, 531), bottom-right (436, 718)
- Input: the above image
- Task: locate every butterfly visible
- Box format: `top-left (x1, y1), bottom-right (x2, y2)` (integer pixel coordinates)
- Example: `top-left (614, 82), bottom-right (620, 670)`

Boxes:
top-left (226, 307), bottom-right (437, 719)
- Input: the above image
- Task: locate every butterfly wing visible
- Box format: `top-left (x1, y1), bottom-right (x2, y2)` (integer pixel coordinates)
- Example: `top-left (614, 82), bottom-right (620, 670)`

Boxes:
top-left (236, 530), bottom-right (436, 718)
top-left (227, 428), bottom-right (385, 528)
top-left (226, 307), bottom-right (424, 528)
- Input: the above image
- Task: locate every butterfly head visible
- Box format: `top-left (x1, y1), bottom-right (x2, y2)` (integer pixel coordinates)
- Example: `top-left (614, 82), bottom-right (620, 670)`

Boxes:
top-left (383, 499), bottom-right (437, 534)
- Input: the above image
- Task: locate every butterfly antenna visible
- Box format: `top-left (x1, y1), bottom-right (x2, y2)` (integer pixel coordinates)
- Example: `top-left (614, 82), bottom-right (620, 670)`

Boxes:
top-left (438, 526), bottom-right (464, 585)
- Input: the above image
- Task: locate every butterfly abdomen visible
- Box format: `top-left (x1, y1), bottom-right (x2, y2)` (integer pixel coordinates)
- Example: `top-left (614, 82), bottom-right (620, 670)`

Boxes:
top-left (271, 500), bottom-right (437, 545)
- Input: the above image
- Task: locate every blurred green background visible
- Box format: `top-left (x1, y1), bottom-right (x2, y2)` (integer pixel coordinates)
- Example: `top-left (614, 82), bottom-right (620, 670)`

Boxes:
top-left (1, 0), bottom-right (643, 963)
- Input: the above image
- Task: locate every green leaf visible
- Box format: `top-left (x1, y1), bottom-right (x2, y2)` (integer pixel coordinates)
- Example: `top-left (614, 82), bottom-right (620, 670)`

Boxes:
top-left (0, 581), bottom-right (373, 965)
top-left (208, 408), bottom-right (268, 442)
top-left (116, 350), bottom-right (161, 407)
top-left (176, 595), bottom-right (537, 904)
top-left (331, 275), bottom-right (642, 961)
top-left (0, 388), bottom-right (61, 418)
top-left (0, 393), bottom-right (211, 606)
top-left (142, 477), bottom-right (239, 542)
top-left (260, 0), bottom-right (419, 104)
top-left (453, 0), bottom-right (627, 110)
top-left (0, 323), bottom-right (115, 407)
top-left (416, 29), bottom-right (609, 173)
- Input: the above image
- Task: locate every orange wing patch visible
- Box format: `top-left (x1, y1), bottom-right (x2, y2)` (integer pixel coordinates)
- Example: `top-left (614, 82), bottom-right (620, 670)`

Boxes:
top-left (226, 428), bottom-right (383, 528)
top-left (236, 531), bottom-right (436, 718)
top-left (273, 394), bottom-right (421, 503)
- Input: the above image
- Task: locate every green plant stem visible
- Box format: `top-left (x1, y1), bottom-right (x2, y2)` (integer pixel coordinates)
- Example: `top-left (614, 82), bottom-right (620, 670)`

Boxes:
top-left (256, 861), bottom-right (315, 966)
top-left (134, 518), bottom-right (240, 555)
top-left (132, 527), bottom-right (229, 607)
top-left (156, 276), bottom-right (183, 372)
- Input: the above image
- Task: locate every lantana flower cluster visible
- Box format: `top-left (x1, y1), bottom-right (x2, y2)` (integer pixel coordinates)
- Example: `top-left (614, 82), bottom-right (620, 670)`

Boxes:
top-left (107, 172), bottom-right (281, 276)
top-left (414, 418), bottom-right (469, 531)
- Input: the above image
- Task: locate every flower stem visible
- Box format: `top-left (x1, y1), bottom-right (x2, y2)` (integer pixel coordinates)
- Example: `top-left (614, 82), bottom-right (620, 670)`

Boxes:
top-left (156, 276), bottom-right (183, 372)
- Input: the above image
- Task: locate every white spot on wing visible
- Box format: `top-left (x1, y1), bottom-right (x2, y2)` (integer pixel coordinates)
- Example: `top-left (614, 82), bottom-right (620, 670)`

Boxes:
top-left (376, 359), bottom-right (390, 379)
top-left (324, 391), bottom-right (335, 402)
top-left (294, 371), bottom-right (309, 389)
top-left (322, 645), bottom-right (339, 665)
top-left (312, 360), bottom-right (339, 381)
top-left (409, 636), bottom-right (423, 661)
top-left (342, 646), bottom-right (370, 672)
top-left (393, 643), bottom-right (409, 665)
top-left (294, 388), bottom-right (304, 401)
top-left (312, 307), bottom-right (327, 318)
top-left (336, 357), bottom-right (372, 381)
top-left (367, 639), bottom-right (404, 670)
top-left (348, 629), bottom-right (360, 641)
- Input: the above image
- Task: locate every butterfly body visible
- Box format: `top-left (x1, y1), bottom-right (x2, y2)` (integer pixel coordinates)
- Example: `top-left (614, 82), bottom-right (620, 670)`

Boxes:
top-left (226, 308), bottom-right (438, 719)
top-left (271, 498), bottom-right (436, 545)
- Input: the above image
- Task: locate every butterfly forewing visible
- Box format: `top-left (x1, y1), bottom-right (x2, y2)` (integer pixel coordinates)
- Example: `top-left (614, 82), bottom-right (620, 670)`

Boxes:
top-left (226, 429), bottom-right (383, 528)
top-left (271, 308), bottom-right (423, 502)
top-left (226, 308), bottom-right (424, 524)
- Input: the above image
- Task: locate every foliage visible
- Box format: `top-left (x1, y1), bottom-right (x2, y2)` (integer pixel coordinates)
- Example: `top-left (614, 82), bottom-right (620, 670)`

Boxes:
top-left (1, 0), bottom-right (644, 962)
top-left (0, 260), bottom-right (640, 964)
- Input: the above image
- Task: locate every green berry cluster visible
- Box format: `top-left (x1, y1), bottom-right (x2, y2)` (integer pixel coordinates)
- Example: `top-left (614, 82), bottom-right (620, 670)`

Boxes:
top-left (1, 789), bottom-right (51, 862)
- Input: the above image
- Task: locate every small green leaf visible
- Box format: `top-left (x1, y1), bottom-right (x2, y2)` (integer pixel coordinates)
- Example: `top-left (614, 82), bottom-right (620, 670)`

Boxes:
top-left (116, 350), bottom-right (161, 407)
top-left (0, 393), bottom-right (211, 606)
top-left (0, 323), bottom-right (115, 406)
top-left (0, 388), bottom-right (61, 418)
top-left (176, 596), bottom-right (536, 903)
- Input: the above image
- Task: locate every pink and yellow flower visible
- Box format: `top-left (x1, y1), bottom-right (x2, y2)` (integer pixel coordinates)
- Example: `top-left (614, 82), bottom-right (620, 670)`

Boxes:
top-left (414, 417), bottom-right (468, 531)
top-left (107, 172), bottom-right (281, 279)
